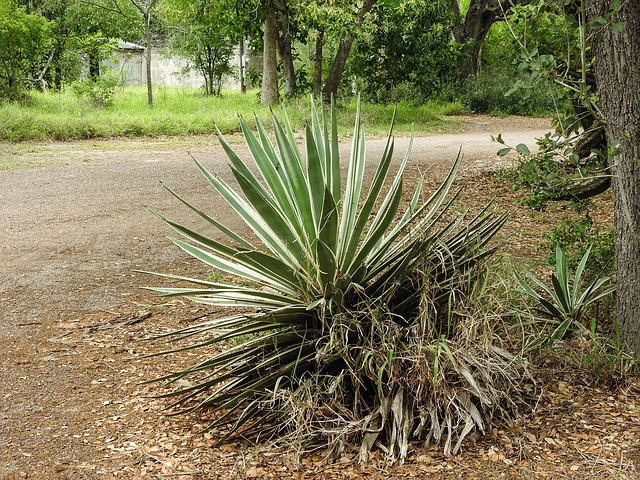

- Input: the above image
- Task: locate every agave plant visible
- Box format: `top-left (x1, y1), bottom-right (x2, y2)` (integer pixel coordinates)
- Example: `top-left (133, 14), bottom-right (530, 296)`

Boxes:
top-left (516, 243), bottom-right (616, 342)
top-left (141, 99), bottom-right (521, 461)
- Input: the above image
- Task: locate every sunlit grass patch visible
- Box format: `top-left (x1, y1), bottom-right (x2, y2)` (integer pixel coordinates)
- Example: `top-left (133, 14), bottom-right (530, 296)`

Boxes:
top-left (1, 87), bottom-right (466, 141)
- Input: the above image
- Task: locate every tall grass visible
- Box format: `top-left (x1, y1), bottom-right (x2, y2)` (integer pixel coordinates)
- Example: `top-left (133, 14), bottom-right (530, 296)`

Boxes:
top-left (0, 86), bottom-right (466, 142)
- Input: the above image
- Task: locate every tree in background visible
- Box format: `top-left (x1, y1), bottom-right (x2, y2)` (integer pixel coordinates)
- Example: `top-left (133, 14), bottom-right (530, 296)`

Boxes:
top-left (261, 5), bottom-right (279, 103)
top-left (20, 0), bottom-right (134, 90)
top-left (82, 0), bottom-right (160, 107)
top-left (257, 0), bottom-right (380, 103)
top-left (0, 0), bottom-right (53, 98)
top-left (297, 0), bottom-right (371, 99)
top-left (452, 0), bottom-right (517, 83)
top-left (353, 0), bottom-right (460, 103)
top-left (259, 0), bottom-right (307, 102)
top-left (272, 0), bottom-right (298, 95)
top-left (163, 0), bottom-right (239, 96)
top-left (321, 0), bottom-right (376, 99)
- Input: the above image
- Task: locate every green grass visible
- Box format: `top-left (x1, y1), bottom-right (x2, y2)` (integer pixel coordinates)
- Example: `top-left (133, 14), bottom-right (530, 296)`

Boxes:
top-left (0, 86), bottom-right (467, 142)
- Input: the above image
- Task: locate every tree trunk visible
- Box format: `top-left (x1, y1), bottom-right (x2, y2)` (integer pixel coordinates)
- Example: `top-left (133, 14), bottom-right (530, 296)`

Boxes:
top-left (322, 0), bottom-right (376, 101)
top-left (587, 0), bottom-right (640, 357)
top-left (277, 10), bottom-right (297, 95)
top-left (532, 173), bottom-right (611, 201)
top-left (239, 38), bottom-right (246, 94)
top-left (322, 36), bottom-right (355, 101)
top-left (313, 29), bottom-right (324, 99)
top-left (89, 54), bottom-right (100, 82)
top-left (144, 10), bottom-right (153, 107)
top-left (203, 45), bottom-right (213, 96)
top-left (261, 14), bottom-right (279, 104)
top-left (452, 0), bottom-right (513, 83)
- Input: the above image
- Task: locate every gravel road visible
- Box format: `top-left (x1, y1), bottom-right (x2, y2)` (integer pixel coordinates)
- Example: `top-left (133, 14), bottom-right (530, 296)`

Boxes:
top-left (0, 116), bottom-right (552, 332)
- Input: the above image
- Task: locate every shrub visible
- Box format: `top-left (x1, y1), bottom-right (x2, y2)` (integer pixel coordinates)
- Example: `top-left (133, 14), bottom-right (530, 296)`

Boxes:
top-left (141, 99), bottom-right (535, 461)
top-left (0, 1), bottom-right (53, 99)
top-left (71, 70), bottom-right (121, 107)
top-left (460, 70), bottom-right (560, 116)
top-left (541, 200), bottom-right (615, 279)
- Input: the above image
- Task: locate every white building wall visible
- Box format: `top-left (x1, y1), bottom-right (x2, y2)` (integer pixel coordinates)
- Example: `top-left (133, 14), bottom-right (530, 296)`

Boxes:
top-left (105, 46), bottom-right (260, 90)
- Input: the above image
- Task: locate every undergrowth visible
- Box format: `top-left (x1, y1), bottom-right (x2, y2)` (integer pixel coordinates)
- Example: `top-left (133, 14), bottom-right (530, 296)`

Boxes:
top-left (0, 87), bottom-right (465, 142)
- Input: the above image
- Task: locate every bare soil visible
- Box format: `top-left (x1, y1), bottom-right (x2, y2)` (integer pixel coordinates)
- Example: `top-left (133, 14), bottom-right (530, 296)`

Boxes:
top-left (1, 116), bottom-right (637, 479)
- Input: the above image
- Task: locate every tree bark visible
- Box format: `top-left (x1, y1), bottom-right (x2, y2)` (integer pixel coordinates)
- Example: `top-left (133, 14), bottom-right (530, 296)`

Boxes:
top-left (132, 0), bottom-right (157, 107)
top-left (587, 0), bottom-right (640, 357)
top-left (144, 14), bottom-right (153, 108)
top-left (313, 29), bottom-right (324, 99)
top-left (532, 173), bottom-right (611, 201)
top-left (239, 38), bottom-right (246, 94)
top-left (452, 0), bottom-right (514, 83)
top-left (132, 0), bottom-right (156, 107)
top-left (261, 13), bottom-right (279, 104)
top-left (573, 123), bottom-right (606, 159)
top-left (277, 9), bottom-right (297, 95)
top-left (322, 36), bottom-right (354, 100)
top-left (322, 0), bottom-right (376, 101)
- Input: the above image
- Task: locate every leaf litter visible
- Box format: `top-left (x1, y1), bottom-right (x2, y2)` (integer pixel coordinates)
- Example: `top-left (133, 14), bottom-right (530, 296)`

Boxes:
top-left (2, 161), bottom-right (638, 480)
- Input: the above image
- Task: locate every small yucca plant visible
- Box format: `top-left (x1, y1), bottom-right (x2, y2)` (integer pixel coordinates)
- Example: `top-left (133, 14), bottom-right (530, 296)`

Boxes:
top-left (142, 99), bottom-right (529, 461)
top-left (516, 243), bottom-right (616, 343)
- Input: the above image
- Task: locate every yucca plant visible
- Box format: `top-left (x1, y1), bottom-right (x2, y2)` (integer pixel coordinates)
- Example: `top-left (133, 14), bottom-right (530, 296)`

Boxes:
top-left (141, 98), bottom-right (528, 461)
top-left (516, 244), bottom-right (616, 343)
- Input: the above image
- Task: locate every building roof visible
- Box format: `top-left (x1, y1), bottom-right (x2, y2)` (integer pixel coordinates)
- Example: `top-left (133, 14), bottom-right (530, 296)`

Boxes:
top-left (116, 40), bottom-right (145, 51)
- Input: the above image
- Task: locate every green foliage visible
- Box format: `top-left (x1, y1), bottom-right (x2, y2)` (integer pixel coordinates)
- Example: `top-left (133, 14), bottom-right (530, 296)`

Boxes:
top-left (540, 200), bottom-right (615, 279)
top-left (0, 87), bottom-right (465, 141)
top-left (0, 0), bottom-right (54, 99)
top-left (580, 319), bottom-right (637, 388)
top-left (492, 128), bottom-right (613, 210)
top-left (71, 70), bottom-right (122, 107)
top-left (492, 134), bottom-right (566, 203)
top-left (162, 0), bottom-right (238, 96)
top-left (460, 70), bottom-right (561, 116)
top-left (20, 0), bottom-right (137, 90)
top-left (495, 0), bottom-right (625, 137)
top-left (352, 0), bottom-right (461, 103)
top-left (516, 244), bottom-right (615, 344)
top-left (140, 99), bottom-right (531, 460)
top-left (481, 22), bottom-right (519, 72)
top-left (298, 0), bottom-right (364, 39)
top-left (458, 3), bottom-right (570, 116)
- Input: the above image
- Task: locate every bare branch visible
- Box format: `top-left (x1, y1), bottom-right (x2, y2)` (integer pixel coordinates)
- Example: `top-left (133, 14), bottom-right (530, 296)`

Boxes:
top-left (23, 49), bottom-right (55, 90)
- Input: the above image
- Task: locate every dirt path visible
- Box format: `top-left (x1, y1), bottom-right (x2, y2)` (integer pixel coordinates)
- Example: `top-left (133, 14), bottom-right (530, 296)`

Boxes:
top-left (0, 116), bottom-right (551, 327)
top-left (0, 116), bottom-right (556, 478)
